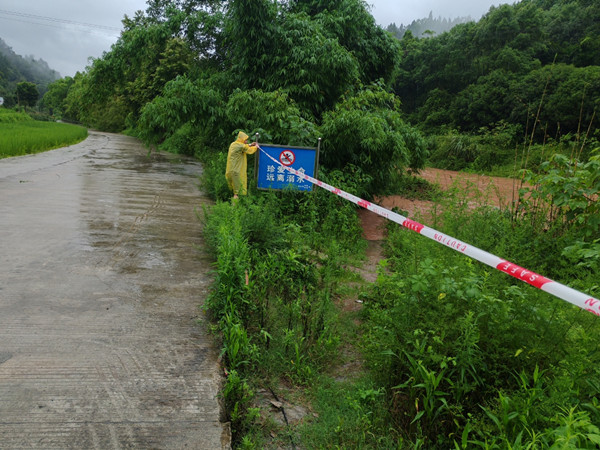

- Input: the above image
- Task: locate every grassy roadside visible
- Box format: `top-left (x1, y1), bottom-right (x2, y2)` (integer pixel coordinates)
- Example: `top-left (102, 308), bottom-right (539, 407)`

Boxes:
top-left (200, 145), bottom-right (599, 448)
top-left (0, 109), bottom-right (88, 159)
top-left (199, 161), bottom-right (380, 447)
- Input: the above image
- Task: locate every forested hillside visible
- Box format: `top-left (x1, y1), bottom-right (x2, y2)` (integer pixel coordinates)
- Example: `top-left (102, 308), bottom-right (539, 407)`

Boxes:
top-left (385, 12), bottom-right (471, 39)
top-left (396, 0), bottom-right (600, 141)
top-left (0, 38), bottom-right (60, 106)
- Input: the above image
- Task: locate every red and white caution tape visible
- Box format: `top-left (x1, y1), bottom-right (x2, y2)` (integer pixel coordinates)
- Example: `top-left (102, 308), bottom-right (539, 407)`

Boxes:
top-left (258, 146), bottom-right (600, 316)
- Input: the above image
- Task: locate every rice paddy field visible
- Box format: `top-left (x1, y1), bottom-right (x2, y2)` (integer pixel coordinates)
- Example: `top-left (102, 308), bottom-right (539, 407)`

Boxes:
top-left (0, 109), bottom-right (88, 159)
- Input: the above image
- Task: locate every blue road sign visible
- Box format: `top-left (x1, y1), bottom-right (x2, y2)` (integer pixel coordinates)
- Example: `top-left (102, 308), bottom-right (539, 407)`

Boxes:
top-left (256, 144), bottom-right (319, 192)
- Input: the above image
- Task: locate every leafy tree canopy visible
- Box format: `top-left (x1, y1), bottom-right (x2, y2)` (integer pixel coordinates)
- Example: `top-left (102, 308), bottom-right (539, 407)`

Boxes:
top-left (16, 81), bottom-right (39, 107)
top-left (394, 0), bottom-right (599, 140)
top-left (320, 84), bottom-right (426, 195)
top-left (55, 0), bottom-right (599, 194)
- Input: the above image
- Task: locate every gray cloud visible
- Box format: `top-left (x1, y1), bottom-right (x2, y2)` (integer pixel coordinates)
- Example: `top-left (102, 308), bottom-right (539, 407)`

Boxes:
top-left (367, 0), bottom-right (520, 26)
top-left (0, 0), bottom-right (146, 77)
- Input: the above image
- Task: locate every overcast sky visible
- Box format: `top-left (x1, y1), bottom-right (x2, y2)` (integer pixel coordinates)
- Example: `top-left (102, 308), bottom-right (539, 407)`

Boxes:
top-left (0, 0), bottom-right (517, 78)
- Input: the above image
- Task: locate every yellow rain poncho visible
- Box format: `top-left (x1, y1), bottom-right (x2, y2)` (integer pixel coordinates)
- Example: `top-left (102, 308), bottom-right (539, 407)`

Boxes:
top-left (225, 131), bottom-right (257, 196)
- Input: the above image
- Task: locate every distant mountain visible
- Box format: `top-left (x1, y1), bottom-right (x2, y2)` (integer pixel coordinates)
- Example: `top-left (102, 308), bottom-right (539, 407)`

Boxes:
top-left (0, 37), bottom-right (60, 106)
top-left (385, 11), bottom-right (471, 39)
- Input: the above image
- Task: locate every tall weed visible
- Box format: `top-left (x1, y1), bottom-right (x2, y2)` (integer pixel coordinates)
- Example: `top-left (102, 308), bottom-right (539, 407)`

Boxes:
top-left (518, 152), bottom-right (600, 239)
top-left (202, 186), bottom-right (367, 443)
top-left (360, 167), bottom-right (600, 446)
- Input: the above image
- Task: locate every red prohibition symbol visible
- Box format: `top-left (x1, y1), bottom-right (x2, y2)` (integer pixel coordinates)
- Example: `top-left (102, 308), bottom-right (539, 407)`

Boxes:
top-left (279, 150), bottom-right (296, 166)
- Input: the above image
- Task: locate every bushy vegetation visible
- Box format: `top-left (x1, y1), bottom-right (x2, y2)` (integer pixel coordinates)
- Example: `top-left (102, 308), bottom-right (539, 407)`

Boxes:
top-left (202, 144), bottom-right (599, 447)
top-left (201, 167), bottom-right (368, 445)
top-left (0, 108), bottom-right (32, 123)
top-left (425, 122), bottom-right (595, 177)
top-left (359, 152), bottom-right (600, 448)
top-left (320, 85), bottom-right (426, 195)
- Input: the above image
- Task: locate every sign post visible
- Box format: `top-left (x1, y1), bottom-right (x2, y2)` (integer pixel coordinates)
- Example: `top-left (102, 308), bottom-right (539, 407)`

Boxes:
top-left (255, 137), bottom-right (320, 192)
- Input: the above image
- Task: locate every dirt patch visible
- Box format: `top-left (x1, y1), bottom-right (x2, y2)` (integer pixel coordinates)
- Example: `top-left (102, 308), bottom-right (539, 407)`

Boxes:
top-left (359, 168), bottom-right (523, 241)
top-left (420, 167), bottom-right (523, 209)
top-left (347, 240), bottom-right (385, 284)
top-left (358, 198), bottom-right (434, 241)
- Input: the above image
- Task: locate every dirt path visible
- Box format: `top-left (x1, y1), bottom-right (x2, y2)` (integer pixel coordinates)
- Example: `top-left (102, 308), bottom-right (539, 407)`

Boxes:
top-left (0, 132), bottom-right (228, 449)
top-left (359, 167), bottom-right (523, 241)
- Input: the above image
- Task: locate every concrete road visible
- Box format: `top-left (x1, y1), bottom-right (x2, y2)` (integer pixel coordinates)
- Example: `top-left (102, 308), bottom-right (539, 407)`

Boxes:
top-left (0, 132), bottom-right (229, 448)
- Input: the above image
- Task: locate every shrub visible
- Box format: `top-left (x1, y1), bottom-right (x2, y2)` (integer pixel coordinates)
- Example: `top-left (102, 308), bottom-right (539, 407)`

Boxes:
top-left (319, 84), bottom-right (427, 195)
top-left (519, 152), bottom-right (600, 239)
top-left (0, 109), bottom-right (33, 123)
top-left (224, 89), bottom-right (318, 148)
top-left (138, 75), bottom-right (226, 151)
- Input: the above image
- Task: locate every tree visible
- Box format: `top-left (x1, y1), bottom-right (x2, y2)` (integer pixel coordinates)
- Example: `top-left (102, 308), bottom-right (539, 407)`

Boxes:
top-left (311, 0), bottom-right (400, 84)
top-left (267, 12), bottom-right (359, 118)
top-left (543, 0), bottom-right (600, 66)
top-left (41, 77), bottom-right (74, 117)
top-left (450, 69), bottom-right (516, 130)
top-left (223, 0), bottom-right (279, 91)
top-left (474, 4), bottom-right (519, 51)
top-left (319, 85), bottom-right (426, 195)
top-left (224, 1), bottom-right (359, 119)
top-left (224, 88), bottom-right (317, 147)
top-left (76, 14), bottom-right (195, 130)
top-left (16, 81), bottom-right (38, 107)
top-left (288, 0), bottom-right (347, 16)
top-left (141, 0), bottom-right (226, 65)
top-left (138, 74), bottom-right (226, 152)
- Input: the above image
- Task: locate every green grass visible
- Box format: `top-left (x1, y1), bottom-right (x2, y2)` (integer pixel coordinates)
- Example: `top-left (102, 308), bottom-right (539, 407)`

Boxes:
top-left (0, 110), bottom-right (88, 159)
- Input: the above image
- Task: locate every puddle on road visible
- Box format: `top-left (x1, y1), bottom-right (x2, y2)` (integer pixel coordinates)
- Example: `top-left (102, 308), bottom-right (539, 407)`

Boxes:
top-left (75, 137), bottom-right (209, 279)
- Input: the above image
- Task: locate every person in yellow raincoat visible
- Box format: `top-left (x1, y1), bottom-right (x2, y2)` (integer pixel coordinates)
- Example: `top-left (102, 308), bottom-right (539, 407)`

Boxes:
top-left (225, 131), bottom-right (258, 199)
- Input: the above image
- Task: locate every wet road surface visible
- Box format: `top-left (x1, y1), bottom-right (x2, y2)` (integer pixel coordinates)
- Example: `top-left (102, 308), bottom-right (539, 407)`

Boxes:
top-left (0, 132), bottom-right (229, 448)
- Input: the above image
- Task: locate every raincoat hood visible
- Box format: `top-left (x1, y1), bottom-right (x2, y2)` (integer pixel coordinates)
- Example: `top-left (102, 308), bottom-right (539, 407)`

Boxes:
top-left (236, 131), bottom-right (249, 142)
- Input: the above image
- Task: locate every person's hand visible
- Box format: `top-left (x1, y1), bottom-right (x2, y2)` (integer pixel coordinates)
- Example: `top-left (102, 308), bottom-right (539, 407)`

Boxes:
top-left (249, 142), bottom-right (257, 147)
